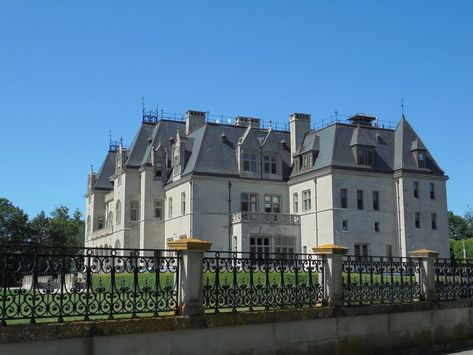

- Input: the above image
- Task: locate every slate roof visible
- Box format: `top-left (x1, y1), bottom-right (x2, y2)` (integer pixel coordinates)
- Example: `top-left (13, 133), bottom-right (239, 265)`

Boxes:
top-left (94, 151), bottom-right (116, 190)
top-left (92, 115), bottom-right (445, 191)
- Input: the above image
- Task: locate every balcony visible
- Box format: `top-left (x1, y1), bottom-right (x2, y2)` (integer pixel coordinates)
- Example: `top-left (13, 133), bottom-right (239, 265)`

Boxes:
top-left (231, 212), bottom-right (300, 225)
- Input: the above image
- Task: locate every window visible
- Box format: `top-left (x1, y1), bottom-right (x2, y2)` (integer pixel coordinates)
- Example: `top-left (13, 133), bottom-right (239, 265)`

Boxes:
top-left (107, 211), bottom-right (113, 227)
top-left (243, 153), bottom-right (257, 172)
top-left (155, 162), bottom-right (162, 178)
top-left (250, 236), bottom-right (270, 259)
top-left (263, 155), bottom-right (277, 174)
top-left (293, 193), bottom-right (299, 213)
top-left (374, 222), bottom-right (380, 233)
top-left (274, 236), bottom-right (295, 255)
top-left (342, 220), bottom-right (348, 232)
top-left (154, 200), bottom-right (163, 219)
top-left (302, 153), bottom-right (313, 169)
top-left (357, 148), bottom-right (374, 166)
top-left (431, 213), bottom-right (437, 230)
top-left (430, 183), bottom-right (435, 199)
top-left (241, 193), bottom-right (258, 212)
top-left (413, 181), bottom-right (419, 198)
top-left (357, 190), bottom-right (364, 210)
top-left (354, 243), bottom-right (369, 258)
top-left (116, 200), bottom-right (122, 225)
top-left (294, 156), bottom-right (301, 172)
top-left (341, 189), bottom-right (348, 209)
top-left (168, 198), bottom-right (173, 218)
top-left (130, 201), bottom-right (139, 221)
top-left (417, 151), bottom-right (426, 168)
top-left (264, 195), bottom-right (281, 213)
top-left (386, 245), bottom-right (392, 258)
top-left (373, 191), bottom-right (379, 211)
top-left (181, 192), bottom-right (186, 215)
top-left (415, 212), bottom-right (421, 229)
top-left (98, 217), bottom-right (104, 229)
top-left (302, 190), bottom-right (311, 211)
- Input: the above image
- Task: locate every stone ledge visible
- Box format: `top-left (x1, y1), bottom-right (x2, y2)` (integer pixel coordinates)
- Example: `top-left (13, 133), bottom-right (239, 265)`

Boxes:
top-left (1, 301), bottom-right (472, 344)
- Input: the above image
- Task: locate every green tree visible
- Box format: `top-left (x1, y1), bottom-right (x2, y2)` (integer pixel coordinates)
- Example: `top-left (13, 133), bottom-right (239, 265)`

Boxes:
top-left (46, 206), bottom-right (84, 248)
top-left (0, 198), bottom-right (30, 244)
top-left (448, 211), bottom-right (472, 240)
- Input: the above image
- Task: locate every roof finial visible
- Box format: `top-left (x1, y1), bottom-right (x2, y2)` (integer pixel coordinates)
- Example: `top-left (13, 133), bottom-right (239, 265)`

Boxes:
top-left (401, 98), bottom-right (405, 118)
top-left (141, 96), bottom-right (145, 115)
top-left (109, 129), bottom-right (112, 148)
top-left (90, 164), bottom-right (94, 173)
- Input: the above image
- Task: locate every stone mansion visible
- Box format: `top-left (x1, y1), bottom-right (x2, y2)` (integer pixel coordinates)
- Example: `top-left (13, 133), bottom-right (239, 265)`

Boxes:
top-left (84, 110), bottom-right (449, 257)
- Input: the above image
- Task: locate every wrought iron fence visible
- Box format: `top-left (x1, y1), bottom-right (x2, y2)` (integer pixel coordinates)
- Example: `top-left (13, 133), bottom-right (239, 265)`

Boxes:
top-left (202, 251), bottom-right (325, 312)
top-left (342, 255), bottom-right (421, 305)
top-left (0, 245), bottom-right (180, 325)
top-left (435, 258), bottom-right (473, 300)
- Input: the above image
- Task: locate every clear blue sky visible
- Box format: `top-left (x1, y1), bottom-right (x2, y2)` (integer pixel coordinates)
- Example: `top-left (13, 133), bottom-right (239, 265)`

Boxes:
top-left (1, 1), bottom-right (472, 218)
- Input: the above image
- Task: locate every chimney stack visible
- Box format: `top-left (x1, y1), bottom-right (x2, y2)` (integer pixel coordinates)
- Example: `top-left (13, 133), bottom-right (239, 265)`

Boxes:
top-left (289, 113), bottom-right (311, 164)
top-left (186, 110), bottom-right (206, 135)
top-left (236, 116), bottom-right (261, 128)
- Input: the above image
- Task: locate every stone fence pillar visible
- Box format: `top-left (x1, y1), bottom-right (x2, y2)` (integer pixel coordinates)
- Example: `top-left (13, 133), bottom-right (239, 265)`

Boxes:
top-left (313, 244), bottom-right (348, 307)
top-left (168, 238), bottom-right (212, 316)
top-left (409, 249), bottom-right (439, 302)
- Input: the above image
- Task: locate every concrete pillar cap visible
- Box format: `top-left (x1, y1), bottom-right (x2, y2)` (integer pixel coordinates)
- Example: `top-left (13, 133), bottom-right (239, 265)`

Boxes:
top-left (408, 249), bottom-right (440, 258)
top-left (312, 244), bottom-right (349, 255)
top-left (168, 238), bottom-right (212, 251)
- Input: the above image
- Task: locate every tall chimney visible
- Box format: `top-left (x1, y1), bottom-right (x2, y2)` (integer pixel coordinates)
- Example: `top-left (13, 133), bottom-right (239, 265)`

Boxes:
top-left (289, 113), bottom-right (311, 164)
top-left (186, 110), bottom-right (206, 135)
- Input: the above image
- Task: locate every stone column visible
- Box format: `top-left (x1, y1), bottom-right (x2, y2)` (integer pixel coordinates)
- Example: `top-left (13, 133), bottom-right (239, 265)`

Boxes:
top-left (168, 238), bottom-right (212, 316)
top-left (409, 249), bottom-right (439, 302)
top-left (313, 244), bottom-right (348, 307)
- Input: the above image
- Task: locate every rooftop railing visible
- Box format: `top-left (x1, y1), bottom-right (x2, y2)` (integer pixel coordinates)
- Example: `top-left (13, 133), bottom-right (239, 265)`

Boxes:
top-left (142, 110), bottom-right (397, 133)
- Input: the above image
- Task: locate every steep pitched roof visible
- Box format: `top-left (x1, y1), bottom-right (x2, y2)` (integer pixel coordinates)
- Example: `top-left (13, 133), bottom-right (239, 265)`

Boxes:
top-left (394, 116), bottom-right (443, 174)
top-left (93, 151), bottom-right (116, 190)
top-left (124, 122), bottom-right (158, 167)
top-left (350, 126), bottom-right (375, 147)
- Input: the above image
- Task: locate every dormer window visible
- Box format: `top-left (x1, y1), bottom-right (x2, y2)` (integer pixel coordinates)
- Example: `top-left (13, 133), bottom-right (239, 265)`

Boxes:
top-left (155, 162), bottom-right (162, 179)
top-left (357, 147), bottom-right (374, 166)
top-left (263, 155), bottom-right (277, 174)
top-left (302, 153), bottom-right (313, 169)
top-left (243, 153), bottom-right (257, 173)
top-left (417, 151), bottom-right (426, 168)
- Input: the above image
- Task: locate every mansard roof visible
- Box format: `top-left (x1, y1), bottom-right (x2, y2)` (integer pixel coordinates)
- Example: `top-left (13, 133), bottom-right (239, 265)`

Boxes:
top-left (291, 117), bottom-right (444, 178)
top-left (92, 113), bottom-right (445, 190)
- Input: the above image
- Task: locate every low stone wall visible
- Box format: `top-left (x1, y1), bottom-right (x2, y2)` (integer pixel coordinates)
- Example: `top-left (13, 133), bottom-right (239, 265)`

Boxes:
top-left (1, 301), bottom-right (473, 355)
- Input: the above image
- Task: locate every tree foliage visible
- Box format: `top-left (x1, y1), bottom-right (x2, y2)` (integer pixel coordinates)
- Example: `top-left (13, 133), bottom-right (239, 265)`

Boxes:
top-left (448, 209), bottom-right (473, 240)
top-left (0, 198), bottom-right (84, 247)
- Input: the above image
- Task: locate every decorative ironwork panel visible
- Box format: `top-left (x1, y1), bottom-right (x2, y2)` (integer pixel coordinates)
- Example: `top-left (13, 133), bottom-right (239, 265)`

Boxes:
top-left (203, 251), bottom-right (324, 312)
top-left (342, 256), bottom-right (420, 305)
top-left (0, 245), bottom-right (180, 325)
top-left (435, 258), bottom-right (473, 300)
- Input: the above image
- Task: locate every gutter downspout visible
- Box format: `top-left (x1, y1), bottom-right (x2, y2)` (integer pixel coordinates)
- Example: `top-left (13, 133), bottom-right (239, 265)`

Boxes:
top-left (396, 179), bottom-right (403, 257)
top-left (190, 181), bottom-right (194, 238)
top-left (314, 178), bottom-right (319, 247)
top-left (228, 181), bottom-right (232, 252)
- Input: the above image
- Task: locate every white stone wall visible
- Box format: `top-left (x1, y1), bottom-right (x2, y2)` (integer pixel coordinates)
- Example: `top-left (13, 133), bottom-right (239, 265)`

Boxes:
top-left (163, 180), bottom-right (192, 247)
top-left (288, 174), bottom-right (334, 253)
top-left (397, 174), bottom-right (449, 257)
top-left (331, 170), bottom-right (399, 256)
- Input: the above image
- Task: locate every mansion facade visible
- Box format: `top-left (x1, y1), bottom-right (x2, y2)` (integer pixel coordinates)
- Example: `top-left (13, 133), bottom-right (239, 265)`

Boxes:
top-left (84, 110), bottom-right (449, 257)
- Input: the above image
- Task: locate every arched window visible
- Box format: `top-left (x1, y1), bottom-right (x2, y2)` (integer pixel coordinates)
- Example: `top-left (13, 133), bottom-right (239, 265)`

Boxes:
top-left (116, 200), bottom-right (122, 225)
top-left (114, 240), bottom-right (121, 249)
top-left (107, 211), bottom-right (113, 227)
